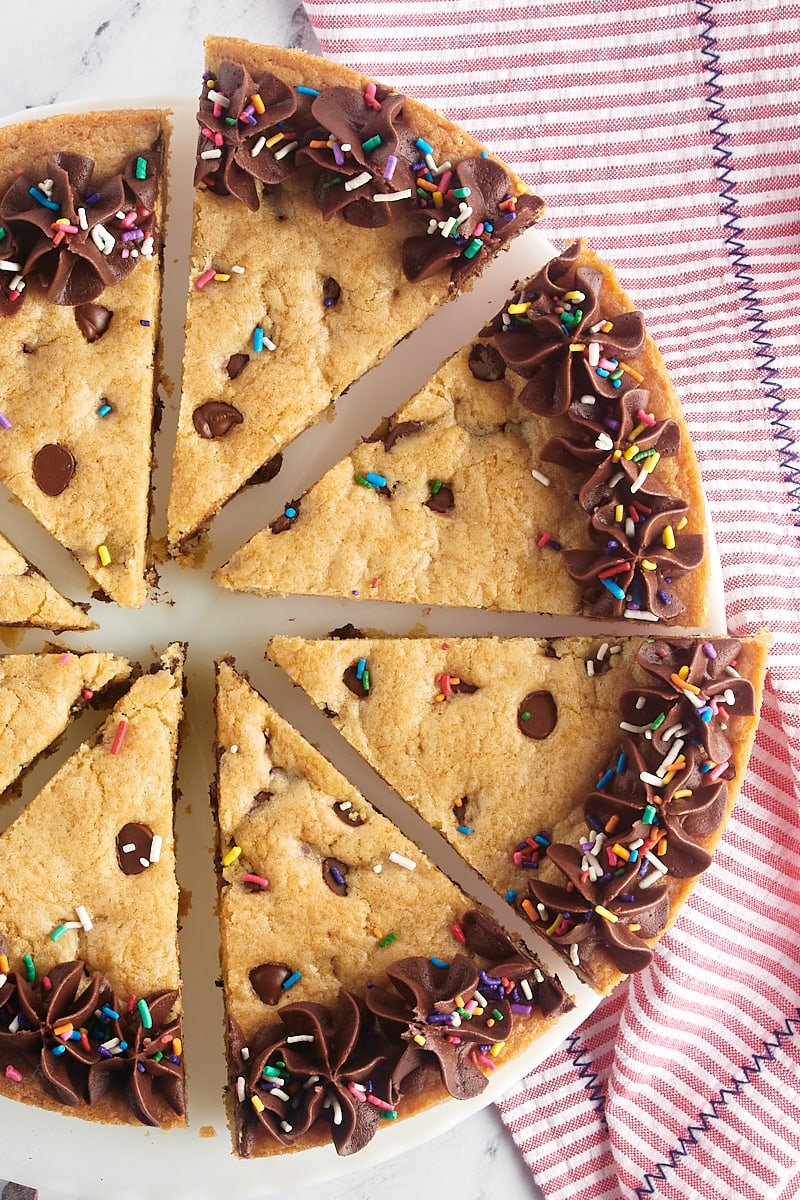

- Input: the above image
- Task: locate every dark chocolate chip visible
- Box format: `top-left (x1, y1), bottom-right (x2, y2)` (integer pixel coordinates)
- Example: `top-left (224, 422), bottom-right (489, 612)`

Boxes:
top-left (468, 342), bottom-right (506, 381)
top-left (252, 790), bottom-right (272, 806)
top-left (270, 498), bottom-right (301, 533)
top-left (323, 277), bottom-right (341, 307)
top-left (249, 962), bottom-right (293, 1005)
top-left (425, 484), bottom-right (454, 513)
top-left (22, 343), bottom-right (35, 354)
top-left (193, 401), bottom-right (244, 439)
top-left (74, 303), bottom-right (113, 342)
top-left (116, 822), bottom-right (154, 875)
top-left (226, 353), bottom-right (250, 380)
top-left (329, 624), bottom-right (365, 640)
top-left (343, 661), bottom-right (371, 698)
top-left (33, 444), bottom-right (76, 496)
top-left (332, 800), bottom-right (365, 826)
top-left (517, 691), bottom-right (558, 739)
top-left (322, 857), bottom-right (349, 896)
top-left (247, 453), bottom-right (283, 486)
top-left (452, 679), bottom-right (478, 695)
top-left (383, 420), bottom-right (425, 452)
top-left (453, 796), bottom-right (469, 822)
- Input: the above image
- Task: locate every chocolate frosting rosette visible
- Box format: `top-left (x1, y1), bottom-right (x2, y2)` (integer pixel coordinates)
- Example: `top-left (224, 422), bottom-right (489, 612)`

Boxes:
top-left (584, 737), bottom-right (731, 879)
top-left (563, 497), bottom-right (705, 622)
top-left (87, 987), bottom-right (185, 1127)
top-left (459, 909), bottom-right (572, 1019)
top-left (527, 846), bottom-right (670, 976)
top-left (402, 157), bottom-right (543, 284)
top-left (0, 961), bottom-right (102, 1107)
top-left (0, 149), bottom-right (159, 307)
top-left (366, 954), bottom-right (510, 1101)
top-left (541, 387), bottom-right (682, 505)
top-left (226, 1016), bottom-right (297, 1155)
top-left (232, 990), bottom-right (395, 1158)
top-left (194, 60), bottom-right (299, 209)
top-left (489, 241), bottom-right (647, 418)
top-left (299, 86), bottom-right (417, 227)
top-left (625, 637), bottom-right (757, 765)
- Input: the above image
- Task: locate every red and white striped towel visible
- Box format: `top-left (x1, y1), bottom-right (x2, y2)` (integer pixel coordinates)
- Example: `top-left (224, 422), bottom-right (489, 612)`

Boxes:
top-left (302, 4), bottom-right (800, 1197)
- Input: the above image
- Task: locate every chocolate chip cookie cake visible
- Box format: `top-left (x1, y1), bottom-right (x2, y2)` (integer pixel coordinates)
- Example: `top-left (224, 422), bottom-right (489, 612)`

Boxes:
top-left (0, 648), bottom-right (130, 798)
top-left (167, 37), bottom-right (543, 558)
top-left (0, 32), bottom-right (771, 1173)
top-left (0, 645), bottom-right (185, 1126)
top-left (0, 530), bottom-right (96, 632)
top-left (215, 658), bottom-right (571, 1157)
top-left (216, 242), bottom-right (710, 626)
top-left (0, 110), bottom-right (168, 608)
top-left (269, 633), bottom-right (768, 995)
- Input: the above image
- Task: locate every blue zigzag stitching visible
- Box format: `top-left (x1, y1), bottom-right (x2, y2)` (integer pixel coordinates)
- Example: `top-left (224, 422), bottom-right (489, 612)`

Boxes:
top-left (636, 1008), bottom-right (800, 1197)
top-left (566, 1032), bottom-right (607, 1120)
top-left (696, 0), bottom-right (800, 524)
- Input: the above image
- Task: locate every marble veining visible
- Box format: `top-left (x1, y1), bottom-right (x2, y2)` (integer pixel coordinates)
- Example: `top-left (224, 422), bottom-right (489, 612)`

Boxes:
top-left (0, 3), bottom-right (547, 1198)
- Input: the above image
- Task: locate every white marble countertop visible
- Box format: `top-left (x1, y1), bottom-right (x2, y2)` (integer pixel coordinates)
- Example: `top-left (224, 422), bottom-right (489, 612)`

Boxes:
top-left (0, 3), bottom-right (546, 1197)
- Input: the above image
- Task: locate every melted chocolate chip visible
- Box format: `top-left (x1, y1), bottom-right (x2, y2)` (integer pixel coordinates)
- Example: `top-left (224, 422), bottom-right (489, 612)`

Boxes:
top-left (517, 692), bottom-right (558, 739)
top-left (270, 499), bottom-right (301, 533)
top-left (33, 444), bottom-right (76, 496)
top-left (247, 453), bottom-right (283, 486)
top-left (323, 276), bottom-right (341, 307)
top-left (425, 483), bottom-right (455, 513)
top-left (226, 353), bottom-right (250, 380)
top-left (74, 303), bottom-right (113, 342)
top-left (343, 661), bottom-right (371, 697)
top-left (453, 796), bottom-right (469, 822)
top-left (22, 342), bottom-right (35, 355)
top-left (468, 342), bottom-right (506, 381)
top-left (383, 420), bottom-right (425, 452)
top-left (253, 790), bottom-right (272, 806)
top-left (116, 822), bottom-right (154, 875)
top-left (322, 856), bottom-right (349, 896)
top-left (333, 800), bottom-right (366, 826)
top-left (249, 963), bottom-right (293, 1005)
top-left (451, 679), bottom-right (478, 696)
top-left (329, 623), bottom-right (365, 639)
top-left (193, 401), bottom-right (244, 439)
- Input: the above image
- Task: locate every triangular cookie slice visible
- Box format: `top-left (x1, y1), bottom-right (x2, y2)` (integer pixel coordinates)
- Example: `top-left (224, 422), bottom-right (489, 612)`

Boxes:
top-left (0, 648), bottom-right (130, 798)
top-left (0, 644), bottom-right (186, 1127)
top-left (269, 633), bottom-right (768, 994)
top-left (0, 110), bottom-right (169, 607)
top-left (0, 530), bottom-right (96, 631)
top-left (167, 37), bottom-right (543, 557)
top-left (214, 658), bottom-right (572, 1158)
top-left (217, 243), bottom-right (709, 626)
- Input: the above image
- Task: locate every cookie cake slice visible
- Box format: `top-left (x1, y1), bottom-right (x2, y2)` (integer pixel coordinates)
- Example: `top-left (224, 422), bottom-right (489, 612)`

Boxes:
top-left (217, 242), bottom-right (710, 626)
top-left (269, 632), bottom-right (768, 995)
top-left (0, 645), bottom-right (186, 1127)
top-left (0, 648), bottom-right (130, 798)
top-left (214, 658), bottom-right (572, 1158)
top-left (0, 530), bottom-right (96, 632)
top-left (0, 109), bottom-right (168, 608)
top-left (167, 37), bottom-right (543, 558)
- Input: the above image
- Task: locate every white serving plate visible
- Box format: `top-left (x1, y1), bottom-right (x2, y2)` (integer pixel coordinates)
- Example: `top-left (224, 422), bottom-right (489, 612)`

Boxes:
top-left (0, 95), bottom-right (726, 1199)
